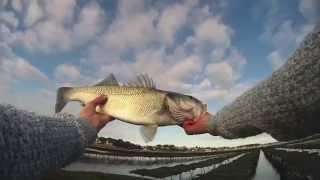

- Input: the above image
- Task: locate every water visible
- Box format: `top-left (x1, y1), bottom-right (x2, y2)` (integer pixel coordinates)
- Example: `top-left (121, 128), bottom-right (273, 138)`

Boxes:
top-left (64, 149), bottom-right (320, 180)
top-left (64, 154), bottom-right (216, 178)
top-left (252, 151), bottom-right (280, 180)
top-left (179, 153), bottom-right (246, 179)
top-left (275, 148), bottom-right (320, 155)
top-left (64, 152), bottom-right (252, 179)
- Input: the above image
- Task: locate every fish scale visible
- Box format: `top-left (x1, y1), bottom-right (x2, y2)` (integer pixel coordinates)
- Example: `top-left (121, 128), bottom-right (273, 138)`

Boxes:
top-left (90, 88), bottom-right (165, 124)
top-left (55, 74), bottom-right (206, 142)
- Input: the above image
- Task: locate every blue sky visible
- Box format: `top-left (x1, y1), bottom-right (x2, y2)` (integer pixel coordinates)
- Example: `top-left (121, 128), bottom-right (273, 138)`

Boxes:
top-left (0, 0), bottom-right (319, 147)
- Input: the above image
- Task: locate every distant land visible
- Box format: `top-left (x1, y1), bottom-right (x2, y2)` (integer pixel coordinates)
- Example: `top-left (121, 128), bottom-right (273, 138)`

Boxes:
top-left (86, 134), bottom-right (320, 157)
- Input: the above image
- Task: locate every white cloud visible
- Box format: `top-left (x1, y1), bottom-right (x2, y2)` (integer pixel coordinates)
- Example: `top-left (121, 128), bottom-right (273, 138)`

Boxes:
top-left (89, 8), bottom-right (158, 64)
top-left (0, 42), bottom-right (48, 86)
top-left (54, 64), bottom-right (81, 81)
top-left (103, 11), bottom-right (157, 52)
top-left (158, 3), bottom-right (189, 45)
top-left (195, 17), bottom-right (233, 47)
top-left (72, 2), bottom-right (105, 45)
top-left (295, 23), bottom-right (315, 44)
top-left (54, 63), bottom-right (97, 87)
top-left (87, 1), bottom-right (248, 108)
top-left (20, 0), bottom-right (76, 52)
top-left (22, 0), bottom-right (76, 26)
top-left (262, 20), bottom-right (297, 50)
top-left (223, 81), bottom-right (255, 104)
top-left (191, 88), bottom-right (228, 102)
top-left (0, 24), bottom-right (17, 44)
top-left (299, 0), bottom-right (320, 23)
top-left (97, 49), bottom-right (201, 93)
top-left (20, 20), bottom-right (72, 53)
top-left (259, 0), bottom-right (316, 70)
top-left (4, 58), bottom-right (47, 81)
top-left (44, 0), bottom-right (76, 24)
top-left (204, 48), bottom-right (247, 90)
top-left (205, 61), bottom-right (234, 88)
top-left (128, 48), bottom-right (202, 93)
top-left (89, 1), bottom-right (204, 63)
top-left (0, 0), bottom-right (8, 8)
top-left (165, 55), bottom-right (202, 82)
top-left (0, 11), bottom-right (19, 28)
top-left (17, 0), bottom-right (106, 54)
top-left (11, 0), bottom-right (23, 13)
top-left (0, 44), bottom-right (47, 82)
top-left (264, 21), bottom-right (312, 71)
top-left (0, 0), bottom-right (267, 146)
top-left (155, 56), bottom-right (203, 92)
top-left (24, 0), bottom-right (43, 27)
top-left (133, 48), bottom-right (166, 76)
top-left (267, 51), bottom-right (285, 70)
top-left (211, 47), bottom-right (226, 61)
top-left (117, 0), bottom-right (145, 17)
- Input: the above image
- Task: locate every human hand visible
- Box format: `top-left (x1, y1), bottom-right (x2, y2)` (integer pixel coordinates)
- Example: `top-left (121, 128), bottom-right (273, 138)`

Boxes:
top-left (181, 112), bottom-right (213, 135)
top-left (80, 96), bottom-right (114, 131)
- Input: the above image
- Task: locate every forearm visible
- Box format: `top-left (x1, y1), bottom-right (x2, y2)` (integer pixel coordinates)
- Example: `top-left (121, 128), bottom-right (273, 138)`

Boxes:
top-left (208, 25), bottom-right (320, 141)
top-left (0, 104), bottom-right (97, 180)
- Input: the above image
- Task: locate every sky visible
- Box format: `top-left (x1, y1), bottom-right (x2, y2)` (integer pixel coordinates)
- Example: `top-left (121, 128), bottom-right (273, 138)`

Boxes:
top-left (0, 0), bottom-right (319, 147)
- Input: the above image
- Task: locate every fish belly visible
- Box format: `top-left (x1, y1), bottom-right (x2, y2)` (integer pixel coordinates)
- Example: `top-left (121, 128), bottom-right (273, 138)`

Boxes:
top-left (102, 92), bottom-right (166, 125)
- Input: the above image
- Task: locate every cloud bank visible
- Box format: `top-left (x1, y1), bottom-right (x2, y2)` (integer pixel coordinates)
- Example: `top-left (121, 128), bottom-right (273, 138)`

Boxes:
top-left (1, 0), bottom-right (314, 146)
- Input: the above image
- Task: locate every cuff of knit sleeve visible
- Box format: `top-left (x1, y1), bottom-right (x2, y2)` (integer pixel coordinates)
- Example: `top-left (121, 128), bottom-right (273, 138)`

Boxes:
top-left (76, 118), bottom-right (98, 146)
top-left (204, 114), bottom-right (220, 136)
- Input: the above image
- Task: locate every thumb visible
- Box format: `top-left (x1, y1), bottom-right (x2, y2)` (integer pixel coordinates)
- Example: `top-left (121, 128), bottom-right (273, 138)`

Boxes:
top-left (87, 96), bottom-right (107, 109)
top-left (92, 96), bottom-right (107, 105)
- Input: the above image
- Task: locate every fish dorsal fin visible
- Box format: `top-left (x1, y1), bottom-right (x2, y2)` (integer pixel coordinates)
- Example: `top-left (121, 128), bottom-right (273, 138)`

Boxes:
top-left (126, 74), bottom-right (156, 88)
top-left (140, 125), bottom-right (158, 142)
top-left (95, 73), bottom-right (119, 86)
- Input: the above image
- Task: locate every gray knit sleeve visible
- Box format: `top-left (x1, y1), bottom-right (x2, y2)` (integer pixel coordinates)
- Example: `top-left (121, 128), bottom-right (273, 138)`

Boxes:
top-left (208, 24), bottom-right (320, 141)
top-left (0, 104), bottom-right (97, 180)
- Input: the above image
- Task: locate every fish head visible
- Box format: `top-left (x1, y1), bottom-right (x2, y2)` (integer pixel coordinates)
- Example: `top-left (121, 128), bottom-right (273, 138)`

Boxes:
top-left (165, 92), bottom-right (207, 124)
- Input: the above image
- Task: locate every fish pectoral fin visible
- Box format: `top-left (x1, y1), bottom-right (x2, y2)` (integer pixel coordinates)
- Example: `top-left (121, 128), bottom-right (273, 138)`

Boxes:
top-left (140, 125), bottom-right (158, 143)
top-left (94, 73), bottom-right (119, 86)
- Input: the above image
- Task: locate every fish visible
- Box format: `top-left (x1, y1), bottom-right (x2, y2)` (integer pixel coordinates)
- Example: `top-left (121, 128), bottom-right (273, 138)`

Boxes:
top-left (55, 74), bottom-right (207, 142)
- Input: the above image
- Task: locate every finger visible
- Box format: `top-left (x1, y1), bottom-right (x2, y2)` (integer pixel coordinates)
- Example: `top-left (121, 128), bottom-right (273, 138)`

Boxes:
top-left (91, 96), bottom-right (107, 105)
top-left (86, 96), bottom-right (107, 110)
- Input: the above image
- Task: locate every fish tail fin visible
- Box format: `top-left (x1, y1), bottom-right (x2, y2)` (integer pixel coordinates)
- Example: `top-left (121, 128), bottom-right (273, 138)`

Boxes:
top-left (140, 125), bottom-right (158, 143)
top-left (55, 87), bottom-right (72, 113)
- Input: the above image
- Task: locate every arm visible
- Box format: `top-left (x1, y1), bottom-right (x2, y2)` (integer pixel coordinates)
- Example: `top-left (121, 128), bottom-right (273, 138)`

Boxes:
top-left (183, 24), bottom-right (320, 141)
top-left (0, 96), bottom-right (113, 180)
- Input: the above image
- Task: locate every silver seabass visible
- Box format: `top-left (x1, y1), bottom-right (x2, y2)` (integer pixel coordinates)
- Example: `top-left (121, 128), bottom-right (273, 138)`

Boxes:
top-left (55, 74), bottom-right (207, 142)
